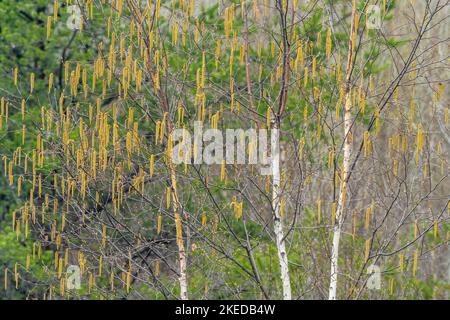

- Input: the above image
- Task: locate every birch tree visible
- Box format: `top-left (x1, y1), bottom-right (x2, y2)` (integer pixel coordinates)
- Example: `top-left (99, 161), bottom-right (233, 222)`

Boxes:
top-left (328, 0), bottom-right (357, 300)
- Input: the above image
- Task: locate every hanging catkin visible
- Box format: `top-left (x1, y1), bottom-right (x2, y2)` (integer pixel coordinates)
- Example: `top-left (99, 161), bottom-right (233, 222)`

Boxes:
top-left (166, 187), bottom-right (171, 209)
top-left (4, 268), bottom-right (7, 290)
top-left (201, 213), bottom-right (207, 227)
top-left (364, 238), bottom-right (371, 262)
top-left (13, 67), bottom-right (18, 86)
top-left (30, 73), bottom-right (35, 94)
top-left (47, 16), bottom-right (52, 39)
top-left (157, 214), bottom-right (162, 235)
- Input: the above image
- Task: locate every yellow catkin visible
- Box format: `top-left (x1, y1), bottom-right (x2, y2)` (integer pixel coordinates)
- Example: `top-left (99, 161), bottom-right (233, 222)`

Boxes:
top-left (326, 28), bottom-right (332, 60)
top-left (58, 257), bottom-right (63, 278)
top-left (155, 121), bottom-right (161, 145)
top-left (304, 66), bottom-right (309, 87)
top-left (220, 160), bottom-right (226, 181)
top-left (48, 73), bottom-right (53, 93)
top-left (17, 176), bottom-right (22, 196)
top-left (299, 138), bottom-right (305, 160)
top-left (375, 109), bottom-right (380, 135)
top-left (14, 263), bottom-right (18, 289)
top-left (13, 67), bottom-right (18, 86)
top-left (22, 125), bottom-right (25, 145)
top-left (201, 213), bottom-right (207, 227)
top-left (331, 202), bottom-right (336, 225)
top-left (413, 250), bottom-right (418, 277)
top-left (234, 202), bottom-right (243, 220)
top-left (336, 88), bottom-right (343, 119)
top-left (157, 214), bottom-right (162, 235)
top-left (166, 187), bottom-right (171, 209)
top-left (416, 126), bottom-right (424, 164)
top-left (47, 16), bottom-right (52, 39)
top-left (53, 0), bottom-right (58, 21)
top-left (21, 98), bottom-right (25, 120)
top-left (399, 254), bottom-right (404, 272)
top-left (364, 238), bottom-right (371, 262)
top-left (177, 105), bottom-right (185, 126)
top-left (312, 57), bottom-right (316, 81)
top-left (328, 150), bottom-right (334, 169)
top-left (402, 134), bottom-right (407, 153)
top-left (4, 268), bottom-right (7, 290)
top-left (149, 154), bottom-right (155, 177)
top-left (30, 73), bottom-right (35, 94)
top-left (64, 248), bottom-right (68, 267)
top-left (438, 83), bottom-right (444, 99)
top-left (365, 207), bottom-right (371, 230)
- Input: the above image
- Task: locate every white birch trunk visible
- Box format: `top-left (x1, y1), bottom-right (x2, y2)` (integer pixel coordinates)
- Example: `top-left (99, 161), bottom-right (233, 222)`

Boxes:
top-left (271, 125), bottom-right (292, 300)
top-left (328, 0), bottom-right (356, 300)
top-left (328, 93), bottom-right (352, 300)
top-left (169, 131), bottom-right (188, 300)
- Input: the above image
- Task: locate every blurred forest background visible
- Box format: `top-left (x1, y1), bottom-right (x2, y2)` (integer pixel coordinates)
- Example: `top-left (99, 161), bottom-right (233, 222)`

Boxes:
top-left (0, 0), bottom-right (449, 299)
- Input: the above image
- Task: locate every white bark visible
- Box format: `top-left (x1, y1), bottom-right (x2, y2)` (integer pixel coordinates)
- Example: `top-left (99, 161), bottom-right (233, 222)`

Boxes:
top-left (169, 129), bottom-right (188, 300)
top-left (271, 126), bottom-right (292, 300)
top-left (328, 219), bottom-right (341, 300)
top-left (328, 94), bottom-right (352, 300)
top-left (178, 241), bottom-right (188, 300)
top-left (328, 1), bottom-right (356, 300)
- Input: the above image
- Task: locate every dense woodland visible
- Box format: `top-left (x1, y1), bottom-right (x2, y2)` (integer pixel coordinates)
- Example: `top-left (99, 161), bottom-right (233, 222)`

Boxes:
top-left (0, 0), bottom-right (449, 300)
